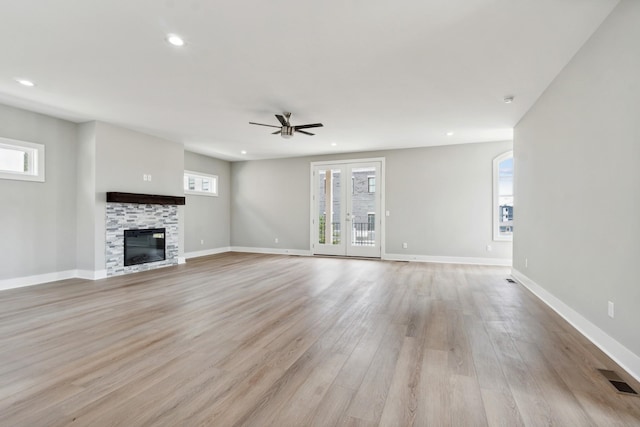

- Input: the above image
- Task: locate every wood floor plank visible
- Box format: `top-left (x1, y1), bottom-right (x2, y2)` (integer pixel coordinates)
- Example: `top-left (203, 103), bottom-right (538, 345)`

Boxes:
top-left (378, 337), bottom-right (421, 427)
top-left (513, 340), bottom-right (596, 427)
top-left (346, 323), bottom-right (407, 423)
top-left (416, 348), bottom-right (451, 426)
top-left (449, 374), bottom-right (489, 427)
top-left (1, 252), bottom-right (639, 426)
top-left (464, 315), bottom-right (524, 426)
top-left (305, 384), bottom-right (355, 427)
top-left (485, 321), bottom-right (558, 426)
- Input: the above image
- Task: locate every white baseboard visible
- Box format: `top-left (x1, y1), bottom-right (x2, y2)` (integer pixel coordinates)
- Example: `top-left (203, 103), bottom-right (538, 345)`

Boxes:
top-left (184, 247), bottom-right (231, 259)
top-left (384, 253), bottom-right (512, 267)
top-left (511, 269), bottom-right (640, 383)
top-left (231, 246), bottom-right (311, 257)
top-left (75, 269), bottom-right (107, 280)
top-left (0, 270), bottom-right (78, 291)
top-left (1, 268), bottom-right (108, 291)
top-left (225, 249), bottom-right (509, 265)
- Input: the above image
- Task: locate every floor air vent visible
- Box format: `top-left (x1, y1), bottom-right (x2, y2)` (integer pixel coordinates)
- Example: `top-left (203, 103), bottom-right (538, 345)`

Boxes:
top-left (598, 369), bottom-right (638, 396)
top-left (506, 278), bottom-right (516, 283)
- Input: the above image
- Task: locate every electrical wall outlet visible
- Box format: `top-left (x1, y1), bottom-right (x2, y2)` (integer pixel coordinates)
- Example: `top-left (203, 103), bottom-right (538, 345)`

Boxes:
top-left (275, 237), bottom-right (279, 244)
top-left (525, 258), bottom-right (528, 268)
top-left (486, 245), bottom-right (492, 252)
top-left (402, 242), bottom-right (408, 249)
top-left (200, 239), bottom-right (204, 245)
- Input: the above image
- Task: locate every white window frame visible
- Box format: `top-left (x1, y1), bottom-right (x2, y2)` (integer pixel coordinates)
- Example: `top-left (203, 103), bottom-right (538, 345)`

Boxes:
top-left (0, 137), bottom-right (45, 182)
top-left (184, 170), bottom-right (218, 197)
top-left (493, 151), bottom-right (513, 241)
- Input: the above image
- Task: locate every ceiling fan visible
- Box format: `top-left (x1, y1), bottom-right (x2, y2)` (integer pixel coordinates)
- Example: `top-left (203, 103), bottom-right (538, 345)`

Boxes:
top-left (249, 112), bottom-right (323, 139)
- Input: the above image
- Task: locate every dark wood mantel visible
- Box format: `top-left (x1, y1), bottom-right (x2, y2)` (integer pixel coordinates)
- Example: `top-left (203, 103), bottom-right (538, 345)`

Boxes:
top-left (106, 192), bottom-right (186, 205)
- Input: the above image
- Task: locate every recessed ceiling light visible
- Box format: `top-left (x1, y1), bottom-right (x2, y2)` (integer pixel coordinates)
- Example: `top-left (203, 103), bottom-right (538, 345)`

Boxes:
top-left (446, 131), bottom-right (454, 136)
top-left (240, 150), bottom-right (247, 155)
top-left (504, 96), bottom-right (514, 104)
top-left (331, 142), bottom-right (337, 146)
top-left (16, 79), bottom-right (35, 87)
top-left (166, 34), bottom-right (185, 47)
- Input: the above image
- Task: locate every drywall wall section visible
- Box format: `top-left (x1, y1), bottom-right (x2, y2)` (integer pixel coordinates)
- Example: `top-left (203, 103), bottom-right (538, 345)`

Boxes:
top-left (184, 151), bottom-right (231, 255)
top-left (231, 140), bottom-right (512, 262)
top-left (93, 121), bottom-right (185, 270)
top-left (383, 142), bottom-right (512, 260)
top-left (75, 121), bottom-right (97, 273)
top-left (232, 157), bottom-right (311, 252)
top-left (0, 103), bottom-right (78, 280)
top-left (514, 0), bottom-right (640, 372)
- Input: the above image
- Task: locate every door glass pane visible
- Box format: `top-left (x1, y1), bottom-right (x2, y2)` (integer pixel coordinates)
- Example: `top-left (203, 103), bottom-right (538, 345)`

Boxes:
top-left (351, 167), bottom-right (376, 247)
top-left (498, 157), bottom-right (513, 238)
top-left (317, 168), bottom-right (342, 245)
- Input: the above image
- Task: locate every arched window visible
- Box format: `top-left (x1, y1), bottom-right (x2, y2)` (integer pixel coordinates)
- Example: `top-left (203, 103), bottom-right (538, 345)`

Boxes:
top-left (493, 151), bottom-right (513, 241)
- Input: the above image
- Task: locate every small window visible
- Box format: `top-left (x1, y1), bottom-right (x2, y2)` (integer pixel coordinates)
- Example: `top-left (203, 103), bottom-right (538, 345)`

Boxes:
top-left (493, 151), bottom-right (513, 241)
top-left (184, 170), bottom-right (218, 196)
top-left (0, 137), bottom-right (45, 182)
top-left (368, 176), bottom-right (376, 193)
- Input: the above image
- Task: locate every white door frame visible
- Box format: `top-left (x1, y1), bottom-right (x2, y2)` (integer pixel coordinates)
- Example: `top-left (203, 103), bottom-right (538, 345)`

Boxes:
top-left (309, 157), bottom-right (386, 257)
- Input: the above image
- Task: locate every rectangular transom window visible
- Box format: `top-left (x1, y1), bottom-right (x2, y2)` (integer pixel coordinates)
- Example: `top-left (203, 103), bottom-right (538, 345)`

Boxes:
top-left (184, 170), bottom-right (218, 196)
top-left (0, 137), bottom-right (45, 182)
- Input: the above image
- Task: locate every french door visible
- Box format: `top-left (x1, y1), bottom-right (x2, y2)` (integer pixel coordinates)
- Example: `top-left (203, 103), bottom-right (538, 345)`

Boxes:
top-left (311, 160), bottom-right (383, 257)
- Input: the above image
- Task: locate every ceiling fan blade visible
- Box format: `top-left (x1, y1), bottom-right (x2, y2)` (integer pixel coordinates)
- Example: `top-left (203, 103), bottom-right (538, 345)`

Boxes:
top-left (294, 123), bottom-right (323, 130)
top-left (249, 122), bottom-right (281, 129)
top-left (296, 130), bottom-right (315, 136)
top-left (275, 115), bottom-right (288, 126)
top-left (272, 130), bottom-right (281, 135)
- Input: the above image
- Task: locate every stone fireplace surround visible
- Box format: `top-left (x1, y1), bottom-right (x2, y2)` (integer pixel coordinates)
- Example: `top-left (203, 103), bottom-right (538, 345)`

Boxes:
top-left (105, 192), bottom-right (185, 277)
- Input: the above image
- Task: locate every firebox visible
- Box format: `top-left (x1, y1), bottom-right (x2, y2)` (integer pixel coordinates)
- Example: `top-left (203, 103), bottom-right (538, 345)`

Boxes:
top-left (124, 228), bottom-right (166, 266)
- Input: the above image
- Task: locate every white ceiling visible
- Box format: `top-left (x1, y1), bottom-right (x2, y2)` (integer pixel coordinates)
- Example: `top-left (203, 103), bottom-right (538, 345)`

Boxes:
top-left (0, 0), bottom-right (618, 161)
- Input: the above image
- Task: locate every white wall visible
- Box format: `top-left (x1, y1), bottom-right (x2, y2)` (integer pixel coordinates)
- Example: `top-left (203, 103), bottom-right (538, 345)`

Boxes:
top-left (0, 104), bottom-right (78, 280)
top-left (231, 141), bottom-right (512, 262)
top-left (184, 151), bottom-right (231, 254)
top-left (514, 0), bottom-right (640, 375)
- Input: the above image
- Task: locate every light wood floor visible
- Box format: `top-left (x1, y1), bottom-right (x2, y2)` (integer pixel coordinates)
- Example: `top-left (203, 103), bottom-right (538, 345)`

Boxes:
top-left (1, 253), bottom-right (639, 426)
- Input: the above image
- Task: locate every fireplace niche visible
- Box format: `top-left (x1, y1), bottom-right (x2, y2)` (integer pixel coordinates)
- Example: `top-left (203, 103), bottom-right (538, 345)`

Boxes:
top-left (124, 228), bottom-right (166, 266)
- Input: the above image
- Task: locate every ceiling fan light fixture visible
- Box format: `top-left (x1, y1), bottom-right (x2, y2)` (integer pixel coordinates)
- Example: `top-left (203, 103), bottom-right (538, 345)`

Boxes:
top-left (281, 126), bottom-right (294, 139)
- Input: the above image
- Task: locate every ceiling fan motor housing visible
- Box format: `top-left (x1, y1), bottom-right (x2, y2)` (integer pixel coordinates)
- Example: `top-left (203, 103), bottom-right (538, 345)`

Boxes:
top-left (281, 126), bottom-right (294, 138)
top-left (249, 113), bottom-right (322, 138)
